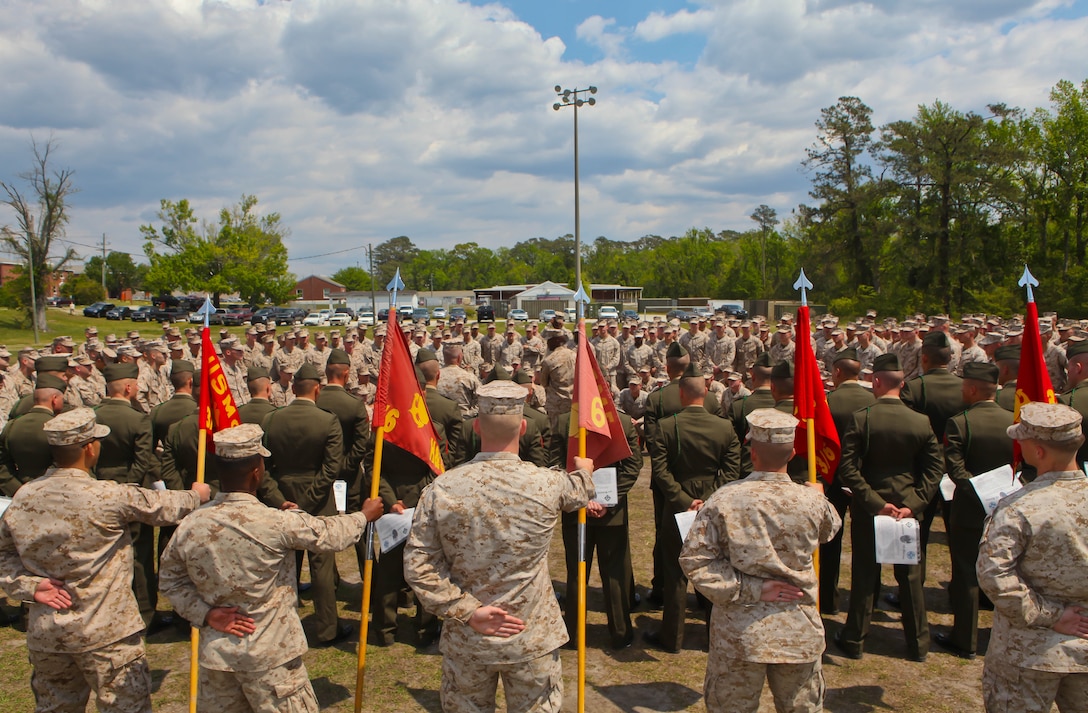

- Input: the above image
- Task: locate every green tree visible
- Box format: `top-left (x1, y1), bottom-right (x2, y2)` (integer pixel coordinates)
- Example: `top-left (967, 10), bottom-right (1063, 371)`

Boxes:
top-left (1039, 79), bottom-right (1088, 271)
top-left (749, 205), bottom-right (779, 295)
top-left (142, 195), bottom-right (294, 306)
top-left (331, 266), bottom-right (373, 292)
top-left (802, 96), bottom-right (879, 289)
top-left (877, 101), bottom-right (1013, 312)
top-left (84, 251), bottom-right (146, 299)
top-left (64, 273), bottom-right (107, 305)
top-left (372, 236), bottom-right (419, 287)
top-left (0, 139), bottom-right (78, 333)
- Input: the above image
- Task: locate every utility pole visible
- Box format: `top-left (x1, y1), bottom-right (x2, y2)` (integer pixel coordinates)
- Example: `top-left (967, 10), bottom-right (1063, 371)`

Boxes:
top-left (368, 243), bottom-right (376, 317)
top-left (28, 236), bottom-right (38, 343)
top-left (101, 233), bottom-right (108, 298)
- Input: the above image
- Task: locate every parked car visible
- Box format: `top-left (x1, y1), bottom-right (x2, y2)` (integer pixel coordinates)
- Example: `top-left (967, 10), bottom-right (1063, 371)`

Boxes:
top-left (538, 308), bottom-right (557, 321)
top-left (303, 309), bottom-right (332, 326)
top-left (622, 309), bottom-right (639, 321)
top-left (328, 311), bottom-right (352, 327)
top-left (509, 308), bottom-right (529, 321)
top-left (476, 304), bottom-right (495, 322)
top-left (151, 306), bottom-right (188, 323)
top-left (83, 302), bottom-right (115, 318)
top-left (450, 307), bottom-right (467, 321)
top-left (377, 308), bottom-right (390, 321)
top-left (432, 307), bottom-right (447, 319)
top-left (716, 305), bottom-right (749, 320)
top-left (251, 307), bottom-right (280, 325)
top-left (276, 308), bottom-right (307, 325)
top-left (105, 306), bottom-right (133, 320)
top-left (412, 308), bottom-right (430, 324)
top-left (356, 310), bottom-right (375, 326)
top-left (564, 307), bottom-right (577, 320)
top-left (47, 296), bottom-right (73, 307)
top-left (597, 305), bottom-right (620, 320)
top-left (129, 305), bottom-right (155, 322)
top-left (397, 305), bottom-right (414, 318)
top-left (666, 309), bottom-right (694, 322)
top-left (221, 307), bottom-right (254, 326)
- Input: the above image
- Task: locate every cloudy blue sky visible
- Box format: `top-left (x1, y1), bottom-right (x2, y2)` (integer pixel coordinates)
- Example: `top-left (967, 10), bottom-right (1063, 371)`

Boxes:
top-left (1, 0), bottom-right (1086, 277)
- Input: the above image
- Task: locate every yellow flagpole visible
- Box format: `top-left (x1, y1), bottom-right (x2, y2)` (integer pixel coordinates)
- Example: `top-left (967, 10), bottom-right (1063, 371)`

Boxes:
top-left (355, 427), bottom-right (386, 713)
top-left (189, 426), bottom-right (207, 713)
top-left (807, 418), bottom-right (820, 585)
top-left (577, 425), bottom-right (588, 713)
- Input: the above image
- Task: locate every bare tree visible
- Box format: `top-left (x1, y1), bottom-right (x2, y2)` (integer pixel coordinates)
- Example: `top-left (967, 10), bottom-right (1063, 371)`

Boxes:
top-left (0, 138), bottom-right (78, 336)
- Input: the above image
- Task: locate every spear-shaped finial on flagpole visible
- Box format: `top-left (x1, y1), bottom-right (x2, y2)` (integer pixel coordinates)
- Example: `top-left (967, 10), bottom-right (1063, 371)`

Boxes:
top-left (197, 296), bottom-right (215, 329)
top-left (793, 268), bottom-right (813, 306)
top-left (572, 284), bottom-right (590, 321)
top-left (386, 268), bottom-right (406, 314)
top-left (1018, 264), bottom-right (1039, 304)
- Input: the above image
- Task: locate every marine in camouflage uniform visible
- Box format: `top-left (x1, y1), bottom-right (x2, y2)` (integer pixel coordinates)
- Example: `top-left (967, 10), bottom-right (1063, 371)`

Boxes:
top-left (593, 324), bottom-right (622, 390)
top-left (767, 329), bottom-right (796, 368)
top-left (539, 331), bottom-right (576, 432)
top-left (161, 424), bottom-right (379, 713)
top-left (706, 324), bottom-right (736, 378)
top-left (0, 408), bottom-right (206, 713)
top-left (623, 331), bottom-right (657, 383)
top-left (437, 344), bottom-right (481, 418)
top-left (681, 408), bottom-right (841, 713)
top-left (977, 402), bottom-right (1088, 713)
top-left (404, 381), bottom-right (593, 713)
top-left (732, 324), bottom-right (764, 377)
top-left (220, 338), bottom-right (251, 407)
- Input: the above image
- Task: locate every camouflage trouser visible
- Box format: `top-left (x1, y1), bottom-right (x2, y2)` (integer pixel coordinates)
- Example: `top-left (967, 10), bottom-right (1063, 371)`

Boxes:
top-left (983, 658), bottom-right (1088, 713)
top-left (29, 633), bottom-right (151, 713)
top-left (704, 655), bottom-right (823, 713)
top-left (441, 649), bottom-right (562, 713)
top-left (199, 656), bottom-right (319, 713)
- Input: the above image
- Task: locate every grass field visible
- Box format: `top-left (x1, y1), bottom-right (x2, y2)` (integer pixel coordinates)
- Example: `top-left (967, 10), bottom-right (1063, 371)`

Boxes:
top-left (0, 460), bottom-right (999, 713)
top-left (0, 305), bottom-right (267, 351)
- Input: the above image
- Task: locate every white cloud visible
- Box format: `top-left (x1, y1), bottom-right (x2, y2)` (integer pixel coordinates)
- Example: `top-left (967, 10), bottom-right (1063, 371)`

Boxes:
top-left (0, 0), bottom-right (1083, 278)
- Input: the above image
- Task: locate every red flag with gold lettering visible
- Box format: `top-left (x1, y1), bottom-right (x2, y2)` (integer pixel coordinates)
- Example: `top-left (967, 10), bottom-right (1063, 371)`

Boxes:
top-left (1013, 301), bottom-right (1057, 466)
top-left (793, 306), bottom-right (840, 483)
top-left (566, 321), bottom-right (633, 471)
top-left (199, 326), bottom-right (241, 439)
top-left (372, 312), bottom-right (445, 475)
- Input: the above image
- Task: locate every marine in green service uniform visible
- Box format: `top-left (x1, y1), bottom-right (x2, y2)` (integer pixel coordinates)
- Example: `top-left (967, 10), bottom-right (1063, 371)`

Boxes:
top-left (937, 361), bottom-right (1013, 660)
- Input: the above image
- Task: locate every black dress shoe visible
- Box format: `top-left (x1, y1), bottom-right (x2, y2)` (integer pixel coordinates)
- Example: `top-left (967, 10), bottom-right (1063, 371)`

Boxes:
top-left (314, 623), bottom-right (354, 648)
top-left (883, 592), bottom-right (901, 609)
top-left (833, 633), bottom-right (862, 660)
top-left (647, 591), bottom-right (664, 611)
top-left (298, 582), bottom-right (313, 593)
top-left (641, 631), bottom-right (680, 654)
top-left (934, 632), bottom-right (976, 660)
top-left (611, 631), bottom-right (634, 650)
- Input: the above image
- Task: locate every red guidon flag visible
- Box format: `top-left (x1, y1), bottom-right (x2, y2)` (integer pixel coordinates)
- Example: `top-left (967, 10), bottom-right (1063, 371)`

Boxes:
top-left (793, 305), bottom-right (840, 484)
top-left (199, 326), bottom-right (241, 441)
top-left (566, 321), bottom-right (633, 471)
top-left (372, 312), bottom-right (445, 475)
top-left (1013, 301), bottom-right (1057, 466)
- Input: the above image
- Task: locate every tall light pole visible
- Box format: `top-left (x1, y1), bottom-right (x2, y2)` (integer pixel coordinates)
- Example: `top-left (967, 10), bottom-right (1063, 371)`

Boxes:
top-left (553, 85), bottom-right (596, 318)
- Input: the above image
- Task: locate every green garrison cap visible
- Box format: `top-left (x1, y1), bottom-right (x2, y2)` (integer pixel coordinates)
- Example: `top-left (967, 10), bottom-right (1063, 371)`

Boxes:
top-left (872, 353), bottom-right (901, 372)
top-left (104, 362), bottom-right (139, 382)
top-left (666, 342), bottom-right (688, 359)
top-left (35, 355), bottom-right (70, 373)
top-left (327, 348), bottom-right (351, 366)
top-left (294, 363), bottom-right (321, 382)
top-left (171, 359), bottom-right (195, 374)
top-left (833, 347), bottom-right (859, 364)
top-left (246, 366), bottom-right (269, 382)
top-left (962, 362), bottom-right (999, 384)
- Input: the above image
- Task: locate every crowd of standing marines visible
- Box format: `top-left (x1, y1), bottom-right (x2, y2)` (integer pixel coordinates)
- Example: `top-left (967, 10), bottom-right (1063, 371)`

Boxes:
top-left (0, 306), bottom-right (1085, 712)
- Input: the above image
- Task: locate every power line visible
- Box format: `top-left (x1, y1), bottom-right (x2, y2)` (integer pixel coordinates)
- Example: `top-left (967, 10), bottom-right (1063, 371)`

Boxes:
top-left (289, 244), bottom-right (368, 262)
